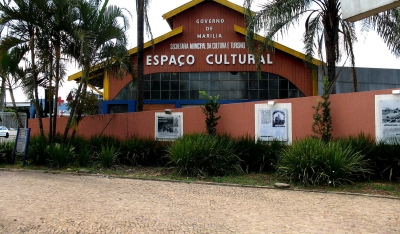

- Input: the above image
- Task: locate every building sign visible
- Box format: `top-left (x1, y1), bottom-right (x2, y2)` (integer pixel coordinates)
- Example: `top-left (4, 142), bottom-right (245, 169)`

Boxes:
top-left (12, 128), bottom-right (31, 166)
top-left (255, 103), bottom-right (292, 143)
top-left (155, 112), bottom-right (183, 141)
top-left (146, 53), bottom-right (273, 66)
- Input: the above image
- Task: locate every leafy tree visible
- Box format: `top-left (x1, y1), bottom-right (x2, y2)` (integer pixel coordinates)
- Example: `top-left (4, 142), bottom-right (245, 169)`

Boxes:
top-left (199, 91), bottom-right (221, 136)
top-left (244, 0), bottom-right (358, 94)
top-left (312, 77), bottom-right (332, 142)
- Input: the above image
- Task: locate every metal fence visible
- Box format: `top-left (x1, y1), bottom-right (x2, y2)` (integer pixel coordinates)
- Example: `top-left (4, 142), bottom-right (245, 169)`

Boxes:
top-left (0, 112), bottom-right (27, 129)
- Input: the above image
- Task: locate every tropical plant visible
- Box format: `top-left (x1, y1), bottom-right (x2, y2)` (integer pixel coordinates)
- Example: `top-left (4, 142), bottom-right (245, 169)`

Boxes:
top-left (244, 0), bottom-right (358, 93)
top-left (119, 136), bottom-right (169, 166)
top-left (372, 138), bottom-right (400, 181)
top-left (235, 135), bottom-right (286, 173)
top-left (0, 0), bottom-right (48, 136)
top-left (62, 0), bottom-right (132, 142)
top-left (312, 77), bottom-right (332, 142)
top-left (362, 8), bottom-right (400, 59)
top-left (166, 133), bottom-right (243, 177)
top-left (0, 47), bottom-right (26, 128)
top-left (27, 135), bottom-right (48, 165)
top-left (45, 143), bottom-right (74, 168)
top-left (199, 91), bottom-right (221, 135)
top-left (277, 137), bottom-right (371, 186)
top-left (0, 141), bottom-right (15, 164)
top-left (98, 144), bottom-right (120, 168)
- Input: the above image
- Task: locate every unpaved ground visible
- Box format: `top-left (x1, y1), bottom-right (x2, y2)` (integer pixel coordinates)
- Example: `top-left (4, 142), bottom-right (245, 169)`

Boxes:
top-left (0, 170), bottom-right (399, 233)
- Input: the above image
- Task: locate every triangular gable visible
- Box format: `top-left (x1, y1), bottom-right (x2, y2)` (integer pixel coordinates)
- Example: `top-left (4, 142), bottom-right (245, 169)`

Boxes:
top-left (162, 0), bottom-right (248, 29)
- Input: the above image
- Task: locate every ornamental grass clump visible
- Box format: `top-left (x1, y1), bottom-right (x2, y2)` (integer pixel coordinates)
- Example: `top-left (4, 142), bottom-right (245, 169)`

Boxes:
top-left (277, 138), bottom-right (370, 186)
top-left (235, 135), bottom-right (286, 173)
top-left (166, 133), bottom-right (242, 177)
top-left (98, 144), bottom-right (120, 168)
top-left (45, 143), bottom-right (74, 168)
top-left (119, 136), bottom-right (169, 166)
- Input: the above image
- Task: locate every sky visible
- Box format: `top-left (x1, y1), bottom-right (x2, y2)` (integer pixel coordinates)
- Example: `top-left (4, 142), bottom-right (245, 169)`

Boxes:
top-left (8, 0), bottom-right (400, 102)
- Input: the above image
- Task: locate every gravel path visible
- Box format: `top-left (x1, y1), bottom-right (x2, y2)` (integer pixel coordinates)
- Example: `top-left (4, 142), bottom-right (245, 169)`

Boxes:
top-left (0, 170), bottom-right (399, 233)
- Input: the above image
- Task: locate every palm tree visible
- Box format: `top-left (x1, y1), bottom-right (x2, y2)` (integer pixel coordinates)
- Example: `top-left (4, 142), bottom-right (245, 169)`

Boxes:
top-left (0, 0), bottom-right (48, 136)
top-left (136, 0), bottom-right (153, 112)
top-left (0, 47), bottom-right (27, 127)
top-left (62, 0), bottom-right (132, 141)
top-left (362, 8), bottom-right (400, 59)
top-left (244, 0), bottom-right (358, 94)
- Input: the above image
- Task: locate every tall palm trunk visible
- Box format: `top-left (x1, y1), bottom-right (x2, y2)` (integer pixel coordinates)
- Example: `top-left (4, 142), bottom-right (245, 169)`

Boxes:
top-left (52, 44), bottom-right (61, 140)
top-left (6, 76), bottom-right (23, 127)
top-left (136, 0), bottom-right (144, 112)
top-left (29, 24), bottom-right (44, 137)
top-left (0, 78), bottom-right (5, 112)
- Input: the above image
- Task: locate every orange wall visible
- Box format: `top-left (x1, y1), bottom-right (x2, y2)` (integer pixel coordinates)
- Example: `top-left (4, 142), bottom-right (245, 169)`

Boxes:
top-left (29, 89), bottom-right (394, 140)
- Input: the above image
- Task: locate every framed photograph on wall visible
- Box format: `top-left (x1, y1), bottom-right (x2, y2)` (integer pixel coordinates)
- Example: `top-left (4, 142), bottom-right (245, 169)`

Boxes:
top-left (255, 103), bottom-right (292, 143)
top-left (375, 95), bottom-right (400, 143)
top-left (155, 112), bottom-right (183, 141)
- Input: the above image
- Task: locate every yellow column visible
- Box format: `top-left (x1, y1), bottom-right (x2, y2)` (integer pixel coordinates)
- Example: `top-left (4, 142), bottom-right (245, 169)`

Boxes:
top-left (103, 69), bottom-right (109, 100)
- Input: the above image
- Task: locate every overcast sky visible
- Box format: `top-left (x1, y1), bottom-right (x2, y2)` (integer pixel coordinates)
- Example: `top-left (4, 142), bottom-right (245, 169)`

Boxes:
top-left (9, 0), bottom-right (400, 102)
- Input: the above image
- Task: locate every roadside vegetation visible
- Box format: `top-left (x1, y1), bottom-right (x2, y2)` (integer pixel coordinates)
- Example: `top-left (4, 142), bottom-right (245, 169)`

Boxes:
top-left (1, 132), bottom-right (400, 197)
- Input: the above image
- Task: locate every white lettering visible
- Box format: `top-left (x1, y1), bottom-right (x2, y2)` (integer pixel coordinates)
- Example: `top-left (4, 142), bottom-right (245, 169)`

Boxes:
top-left (248, 54), bottom-right (255, 64)
top-left (154, 55), bottom-right (159, 65)
top-left (215, 54), bottom-right (222, 64)
top-left (146, 56), bottom-right (152, 65)
top-left (178, 55), bottom-right (185, 66)
top-left (187, 55), bottom-right (195, 65)
top-left (267, 54), bottom-right (273, 64)
top-left (206, 54), bottom-right (213, 64)
top-left (231, 54), bottom-right (237, 64)
top-left (196, 18), bottom-right (224, 24)
top-left (161, 55), bottom-right (168, 65)
top-left (169, 55), bottom-right (177, 65)
top-left (224, 54), bottom-right (229, 64)
top-left (260, 55), bottom-right (265, 64)
top-left (239, 54), bottom-right (246, 64)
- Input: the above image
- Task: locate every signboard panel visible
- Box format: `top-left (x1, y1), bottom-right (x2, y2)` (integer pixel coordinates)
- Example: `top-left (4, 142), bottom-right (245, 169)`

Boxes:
top-left (255, 103), bottom-right (292, 143)
top-left (155, 112), bottom-right (183, 141)
top-left (375, 94), bottom-right (400, 143)
top-left (12, 128), bottom-right (31, 165)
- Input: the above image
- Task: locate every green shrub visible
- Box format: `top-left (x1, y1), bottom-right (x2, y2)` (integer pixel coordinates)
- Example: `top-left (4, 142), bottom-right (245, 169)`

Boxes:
top-left (119, 136), bottom-right (169, 166)
top-left (277, 138), bottom-right (370, 186)
top-left (28, 135), bottom-right (48, 165)
top-left (0, 141), bottom-right (15, 164)
top-left (235, 135), bottom-right (286, 173)
top-left (335, 133), bottom-right (376, 160)
top-left (372, 138), bottom-right (400, 181)
top-left (98, 144), bottom-right (120, 168)
top-left (76, 144), bottom-right (93, 167)
top-left (45, 143), bottom-right (74, 168)
top-left (89, 135), bottom-right (121, 152)
top-left (167, 133), bottom-right (242, 176)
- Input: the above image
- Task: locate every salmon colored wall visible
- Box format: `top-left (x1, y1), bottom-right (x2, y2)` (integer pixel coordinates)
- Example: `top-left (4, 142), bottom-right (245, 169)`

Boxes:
top-left (144, 104), bottom-right (176, 112)
top-left (28, 89), bottom-right (395, 140)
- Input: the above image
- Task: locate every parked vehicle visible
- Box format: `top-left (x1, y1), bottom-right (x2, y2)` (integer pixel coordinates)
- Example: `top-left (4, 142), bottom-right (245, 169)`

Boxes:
top-left (0, 126), bottom-right (9, 138)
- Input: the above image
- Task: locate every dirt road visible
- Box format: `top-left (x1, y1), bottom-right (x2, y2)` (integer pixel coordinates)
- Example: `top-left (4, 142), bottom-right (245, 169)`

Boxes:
top-left (0, 170), bottom-right (399, 233)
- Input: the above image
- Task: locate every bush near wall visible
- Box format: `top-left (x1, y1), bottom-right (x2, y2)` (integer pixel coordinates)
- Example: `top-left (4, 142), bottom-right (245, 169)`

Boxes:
top-left (2, 133), bottom-right (400, 183)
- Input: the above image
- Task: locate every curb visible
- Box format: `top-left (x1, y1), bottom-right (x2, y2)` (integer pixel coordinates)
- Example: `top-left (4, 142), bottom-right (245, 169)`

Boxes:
top-left (1, 167), bottom-right (400, 201)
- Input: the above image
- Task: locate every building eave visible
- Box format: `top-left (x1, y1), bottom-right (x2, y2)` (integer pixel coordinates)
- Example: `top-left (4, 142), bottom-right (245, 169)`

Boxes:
top-left (233, 25), bottom-right (322, 66)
